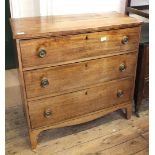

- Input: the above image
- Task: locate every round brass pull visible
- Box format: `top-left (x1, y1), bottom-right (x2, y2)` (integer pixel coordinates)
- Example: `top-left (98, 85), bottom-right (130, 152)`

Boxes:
top-left (40, 78), bottom-right (49, 88)
top-left (122, 36), bottom-right (129, 44)
top-left (117, 90), bottom-right (124, 98)
top-left (38, 48), bottom-right (46, 58)
top-left (44, 108), bottom-right (52, 118)
top-left (119, 63), bottom-right (127, 72)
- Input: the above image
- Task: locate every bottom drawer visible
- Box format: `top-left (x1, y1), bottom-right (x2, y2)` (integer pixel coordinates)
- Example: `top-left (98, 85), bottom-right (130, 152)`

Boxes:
top-left (28, 78), bottom-right (133, 129)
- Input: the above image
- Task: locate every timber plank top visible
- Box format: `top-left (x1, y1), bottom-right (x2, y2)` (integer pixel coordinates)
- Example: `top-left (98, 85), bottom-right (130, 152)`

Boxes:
top-left (10, 12), bottom-right (142, 39)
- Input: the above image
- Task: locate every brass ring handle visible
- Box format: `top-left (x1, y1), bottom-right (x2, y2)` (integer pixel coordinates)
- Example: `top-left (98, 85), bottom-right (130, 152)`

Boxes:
top-left (44, 108), bottom-right (52, 118)
top-left (38, 48), bottom-right (46, 58)
top-left (117, 90), bottom-right (124, 98)
top-left (119, 63), bottom-right (127, 72)
top-left (122, 36), bottom-right (129, 44)
top-left (40, 78), bottom-right (49, 88)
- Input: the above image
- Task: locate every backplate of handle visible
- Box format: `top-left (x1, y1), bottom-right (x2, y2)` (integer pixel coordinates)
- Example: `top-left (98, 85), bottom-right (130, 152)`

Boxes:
top-left (44, 108), bottom-right (52, 118)
top-left (117, 90), bottom-right (124, 98)
top-left (40, 78), bottom-right (49, 88)
top-left (122, 36), bottom-right (129, 44)
top-left (38, 48), bottom-right (46, 58)
top-left (119, 63), bottom-right (127, 72)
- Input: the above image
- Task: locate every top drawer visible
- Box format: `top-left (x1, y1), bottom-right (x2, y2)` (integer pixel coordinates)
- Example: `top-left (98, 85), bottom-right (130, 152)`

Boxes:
top-left (20, 27), bottom-right (140, 69)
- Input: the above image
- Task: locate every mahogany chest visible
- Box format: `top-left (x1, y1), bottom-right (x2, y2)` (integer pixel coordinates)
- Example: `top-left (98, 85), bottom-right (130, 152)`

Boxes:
top-left (10, 12), bottom-right (141, 150)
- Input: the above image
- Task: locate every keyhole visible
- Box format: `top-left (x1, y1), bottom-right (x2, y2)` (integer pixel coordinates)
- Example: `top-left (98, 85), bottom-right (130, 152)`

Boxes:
top-left (85, 63), bottom-right (88, 68)
top-left (85, 35), bottom-right (88, 40)
top-left (85, 91), bottom-right (88, 95)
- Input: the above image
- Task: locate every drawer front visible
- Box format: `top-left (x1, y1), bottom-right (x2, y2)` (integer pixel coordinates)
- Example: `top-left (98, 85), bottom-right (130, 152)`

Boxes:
top-left (24, 52), bottom-right (137, 99)
top-left (20, 27), bottom-right (140, 68)
top-left (28, 78), bottom-right (133, 129)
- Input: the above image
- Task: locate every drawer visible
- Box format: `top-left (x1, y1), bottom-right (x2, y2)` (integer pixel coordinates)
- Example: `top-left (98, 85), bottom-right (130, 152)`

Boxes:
top-left (24, 52), bottom-right (137, 99)
top-left (20, 27), bottom-right (140, 69)
top-left (28, 78), bottom-right (133, 129)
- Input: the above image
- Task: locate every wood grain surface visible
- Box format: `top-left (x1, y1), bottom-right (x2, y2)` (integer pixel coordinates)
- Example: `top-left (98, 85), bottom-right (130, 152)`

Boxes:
top-left (10, 12), bottom-right (142, 39)
top-left (28, 77), bottom-right (133, 129)
top-left (24, 52), bottom-right (137, 99)
top-left (20, 27), bottom-right (140, 69)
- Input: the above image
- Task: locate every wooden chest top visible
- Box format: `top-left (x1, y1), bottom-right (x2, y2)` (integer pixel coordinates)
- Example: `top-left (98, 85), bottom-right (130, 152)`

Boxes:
top-left (10, 12), bottom-right (142, 39)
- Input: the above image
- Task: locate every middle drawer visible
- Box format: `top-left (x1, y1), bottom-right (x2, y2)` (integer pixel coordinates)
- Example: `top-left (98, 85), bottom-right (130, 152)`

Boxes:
top-left (24, 52), bottom-right (137, 99)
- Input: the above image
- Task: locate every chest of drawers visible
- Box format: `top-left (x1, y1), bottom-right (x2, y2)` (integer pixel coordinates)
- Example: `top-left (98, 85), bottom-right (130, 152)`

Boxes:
top-left (10, 12), bottom-right (141, 150)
